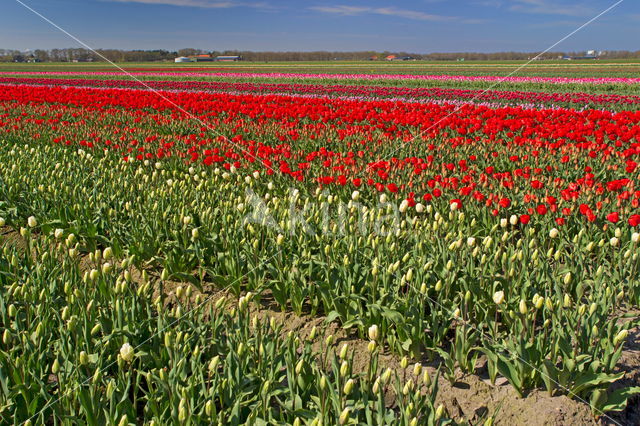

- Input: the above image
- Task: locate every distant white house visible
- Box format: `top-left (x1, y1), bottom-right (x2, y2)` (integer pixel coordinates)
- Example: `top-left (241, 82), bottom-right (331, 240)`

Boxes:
top-left (174, 57), bottom-right (194, 63)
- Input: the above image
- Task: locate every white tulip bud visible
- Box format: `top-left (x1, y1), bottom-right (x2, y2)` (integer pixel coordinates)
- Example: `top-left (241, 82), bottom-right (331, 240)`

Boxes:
top-left (368, 324), bottom-right (379, 341)
top-left (340, 360), bottom-right (349, 377)
top-left (208, 355), bottom-right (220, 373)
top-left (400, 356), bottom-right (409, 369)
top-left (435, 404), bottom-right (445, 420)
top-left (79, 351), bottom-right (89, 366)
top-left (103, 247), bottom-right (113, 260)
top-left (410, 363), bottom-right (421, 377)
top-left (120, 343), bottom-right (135, 362)
top-left (519, 299), bottom-right (527, 315)
top-left (339, 408), bottom-right (350, 425)
top-left (381, 368), bottom-right (392, 384)
top-left (613, 329), bottom-right (628, 346)
top-left (343, 378), bottom-right (354, 395)
top-left (339, 343), bottom-right (348, 360)
top-left (372, 377), bottom-right (381, 394)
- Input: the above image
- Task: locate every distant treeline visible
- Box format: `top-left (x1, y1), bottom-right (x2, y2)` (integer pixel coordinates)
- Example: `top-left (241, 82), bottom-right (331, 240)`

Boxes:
top-left (2, 48), bottom-right (640, 62)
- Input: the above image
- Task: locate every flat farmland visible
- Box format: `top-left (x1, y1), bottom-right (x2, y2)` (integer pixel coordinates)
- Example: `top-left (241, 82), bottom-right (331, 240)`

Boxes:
top-left (1, 60), bottom-right (640, 425)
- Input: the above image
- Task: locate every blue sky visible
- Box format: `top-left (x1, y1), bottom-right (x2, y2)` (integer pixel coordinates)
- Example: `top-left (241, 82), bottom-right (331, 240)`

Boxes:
top-left (0, 0), bottom-right (637, 52)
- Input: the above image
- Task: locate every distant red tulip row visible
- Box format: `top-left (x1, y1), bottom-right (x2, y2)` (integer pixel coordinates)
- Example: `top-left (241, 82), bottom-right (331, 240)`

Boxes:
top-left (2, 83), bottom-right (640, 227)
top-left (1, 77), bottom-right (638, 109)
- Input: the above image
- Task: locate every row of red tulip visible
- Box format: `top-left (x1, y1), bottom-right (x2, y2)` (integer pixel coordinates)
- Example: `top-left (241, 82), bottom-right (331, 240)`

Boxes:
top-left (1, 83), bottom-right (640, 227)
top-left (1, 78), bottom-right (638, 109)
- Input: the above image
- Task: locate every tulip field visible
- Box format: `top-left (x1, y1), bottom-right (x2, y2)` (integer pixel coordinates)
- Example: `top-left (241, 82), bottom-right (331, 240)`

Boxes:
top-left (1, 62), bottom-right (640, 425)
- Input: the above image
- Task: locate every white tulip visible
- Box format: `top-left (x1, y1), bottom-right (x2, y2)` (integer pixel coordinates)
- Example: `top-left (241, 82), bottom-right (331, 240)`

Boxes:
top-left (368, 325), bottom-right (379, 341)
top-left (103, 247), bottom-right (113, 260)
top-left (613, 329), bottom-right (628, 346)
top-left (120, 343), bottom-right (135, 362)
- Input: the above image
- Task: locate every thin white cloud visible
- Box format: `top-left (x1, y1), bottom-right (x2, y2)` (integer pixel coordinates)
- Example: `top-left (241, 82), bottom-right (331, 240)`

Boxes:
top-left (309, 5), bottom-right (482, 23)
top-left (472, 0), bottom-right (503, 7)
top-left (474, 0), bottom-right (594, 17)
top-left (374, 7), bottom-right (452, 21)
top-left (108, 0), bottom-right (271, 9)
top-left (508, 0), bottom-right (594, 17)
top-left (310, 5), bottom-right (370, 15)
